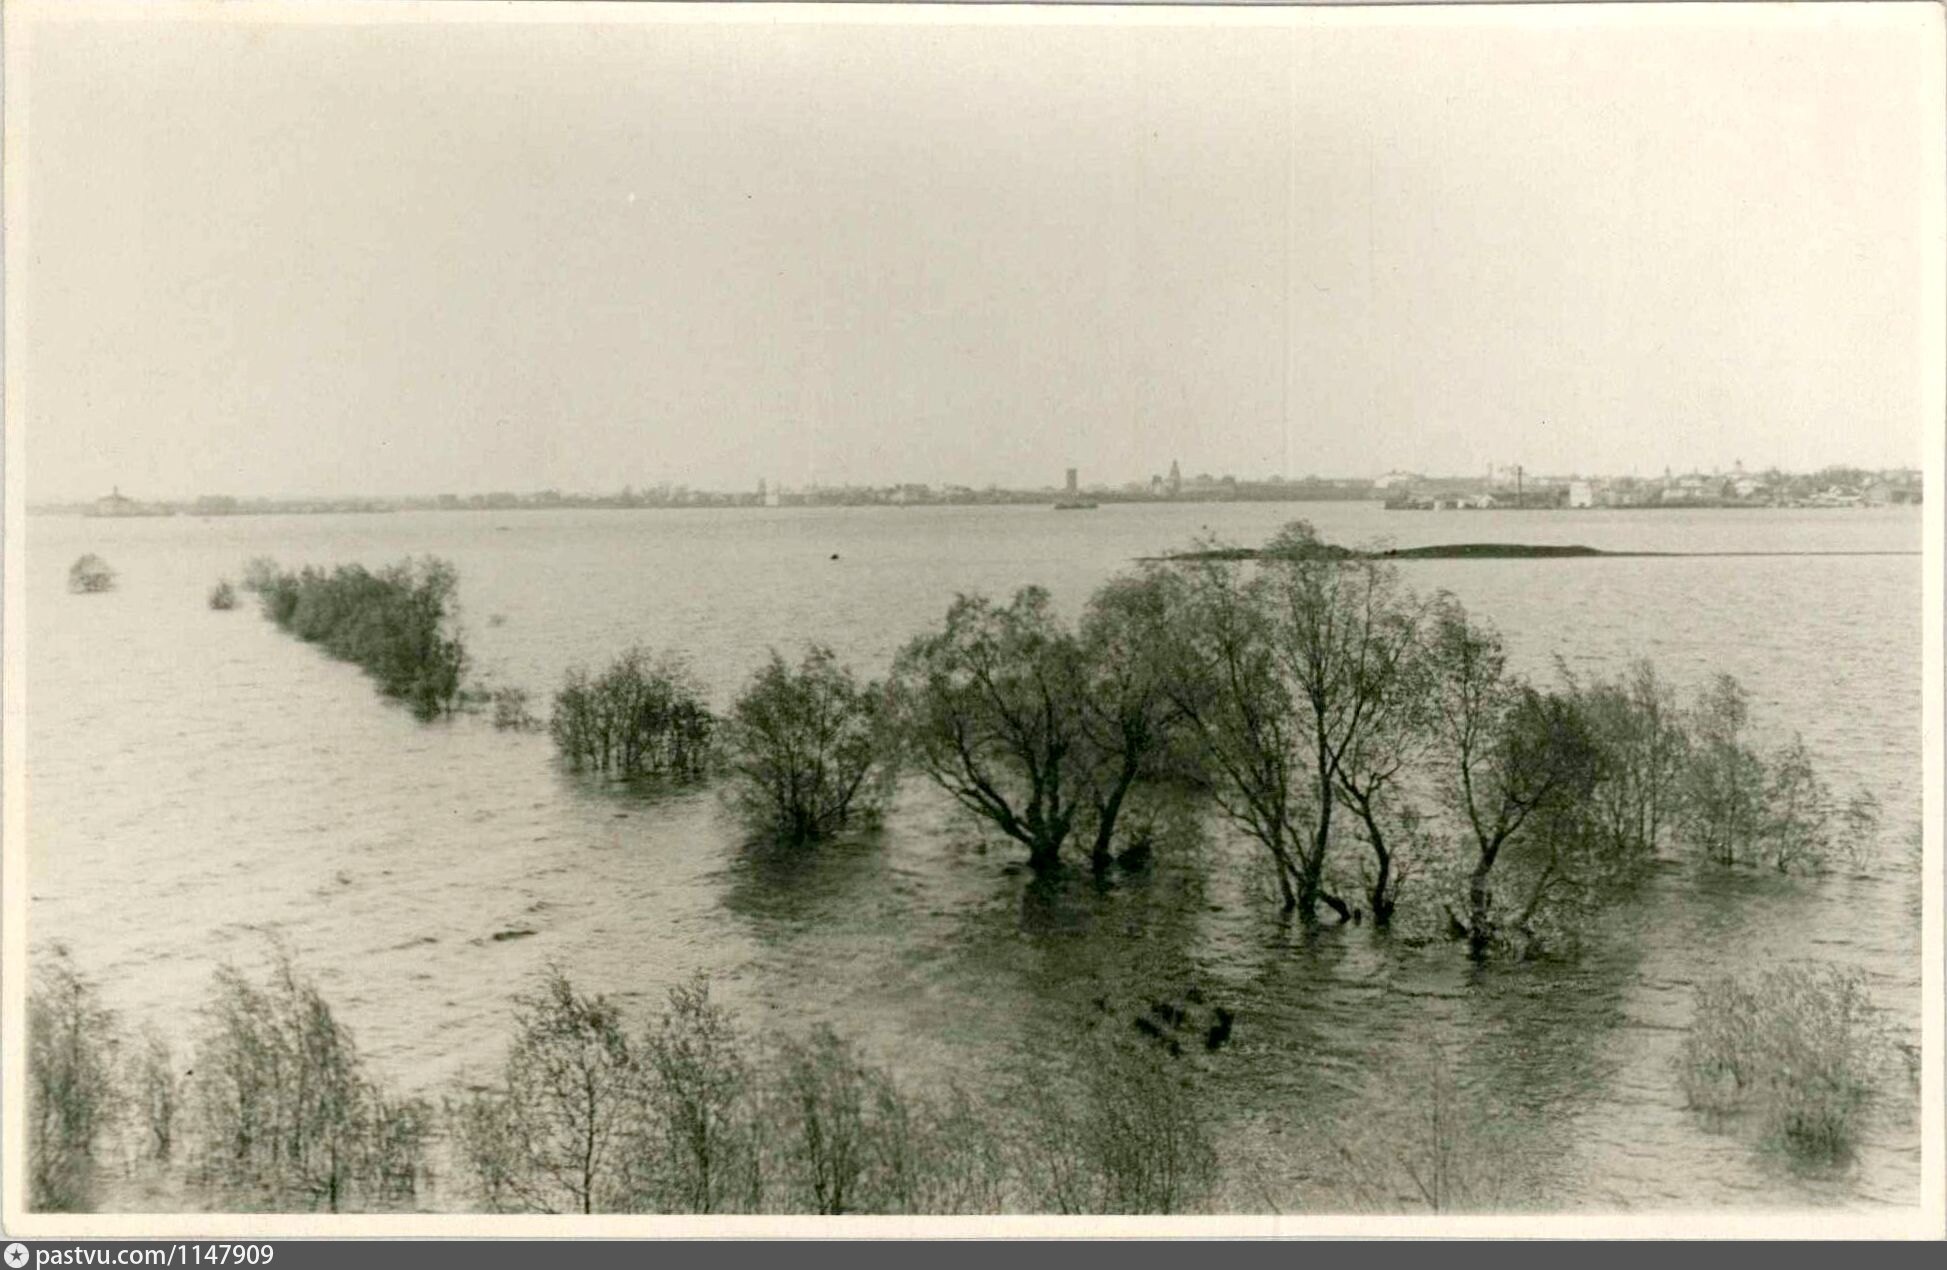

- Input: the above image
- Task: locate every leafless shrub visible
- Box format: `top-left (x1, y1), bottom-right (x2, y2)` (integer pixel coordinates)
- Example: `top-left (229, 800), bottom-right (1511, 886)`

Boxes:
top-left (629, 976), bottom-right (761, 1213)
top-left (451, 970), bottom-right (640, 1213)
top-left (1332, 1043), bottom-right (1526, 1212)
top-left (133, 1025), bottom-right (183, 1161)
top-left (491, 685), bottom-right (542, 732)
top-left (189, 955), bottom-right (426, 1210)
top-left (1677, 963), bottom-right (1886, 1163)
top-left (1011, 1035), bottom-right (1216, 1214)
top-left (28, 947), bottom-right (122, 1211)
top-left (766, 1025), bottom-right (878, 1213)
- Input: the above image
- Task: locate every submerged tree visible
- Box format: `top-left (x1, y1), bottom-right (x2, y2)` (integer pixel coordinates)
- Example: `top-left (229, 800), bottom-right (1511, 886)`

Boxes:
top-left (1559, 658), bottom-right (1689, 869)
top-left (1148, 523), bottom-right (1427, 923)
top-left (1147, 555), bottom-right (1311, 911)
top-left (1423, 597), bottom-right (1601, 958)
top-left (725, 645), bottom-right (891, 844)
top-left (1074, 573), bottom-right (1188, 871)
top-left (1678, 673), bottom-right (1878, 873)
top-left (1292, 550), bottom-right (1431, 926)
top-left (889, 588), bottom-right (1096, 871)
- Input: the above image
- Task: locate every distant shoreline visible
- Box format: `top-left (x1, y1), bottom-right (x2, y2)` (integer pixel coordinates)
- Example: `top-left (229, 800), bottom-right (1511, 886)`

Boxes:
top-left (1146, 542), bottom-right (1921, 562)
top-left (29, 497), bottom-right (1927, 521)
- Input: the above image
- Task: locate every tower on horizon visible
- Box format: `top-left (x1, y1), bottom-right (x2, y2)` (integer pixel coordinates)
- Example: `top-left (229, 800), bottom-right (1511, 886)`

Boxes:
top-left (1168, 460), bottom-right (1181, 496)
top-left (1065, 467), bottom-right (1078, 496)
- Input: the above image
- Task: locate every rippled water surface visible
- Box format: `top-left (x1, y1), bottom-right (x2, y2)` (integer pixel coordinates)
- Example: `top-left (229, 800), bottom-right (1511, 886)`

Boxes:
top-left (24, 503), bottom-right (1924, 1211)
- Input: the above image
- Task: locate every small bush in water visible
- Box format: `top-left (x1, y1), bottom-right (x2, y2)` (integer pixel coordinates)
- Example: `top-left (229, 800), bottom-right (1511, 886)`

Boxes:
top-left (491, 685), bottom-right (542, 732)
top-left (550, 647), bottom-right (714, 780)
top-left (1677, 962), bottom-right (1884, 1162)
top-left (208, 579), bottom-right (238, 611)
top-left (68, 554), bottom-right (116, 594)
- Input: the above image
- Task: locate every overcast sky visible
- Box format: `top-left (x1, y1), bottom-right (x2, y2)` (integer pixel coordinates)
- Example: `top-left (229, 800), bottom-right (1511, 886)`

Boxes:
top-left (10, 2), bottom-right (1940, 500)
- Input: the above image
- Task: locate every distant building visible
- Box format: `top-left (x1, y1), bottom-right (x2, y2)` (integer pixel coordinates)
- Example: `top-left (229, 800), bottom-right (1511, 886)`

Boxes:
top-left (91, 487), bottom-right (142, 518)
top-left (1065, 467), bottom-right (1079, 496)
top-left (1168, 460), bottom-right (1182, 496)
top-left (1567, 480), bottom-right (1594, 509)
top-left (1374, 471), bottom-right (1421, 491)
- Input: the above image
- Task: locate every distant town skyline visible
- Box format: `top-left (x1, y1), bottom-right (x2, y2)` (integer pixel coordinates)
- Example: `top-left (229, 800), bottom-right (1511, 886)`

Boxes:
top-left (13, 3), bottom-right (1938, 503)
top-left (37, 457), bottom-right (1923, 517)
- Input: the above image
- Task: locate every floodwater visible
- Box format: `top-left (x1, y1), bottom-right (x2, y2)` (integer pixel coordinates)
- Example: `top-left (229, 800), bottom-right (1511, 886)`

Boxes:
top-left (23, 502), bottom-right (1924, 1211)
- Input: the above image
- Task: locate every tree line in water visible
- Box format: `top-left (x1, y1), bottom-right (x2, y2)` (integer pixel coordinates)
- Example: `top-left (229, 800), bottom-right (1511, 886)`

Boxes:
top-left (28, 942), bottom-right (1897, 1215)
top-left (443, 519), bottom-right (1878, 962)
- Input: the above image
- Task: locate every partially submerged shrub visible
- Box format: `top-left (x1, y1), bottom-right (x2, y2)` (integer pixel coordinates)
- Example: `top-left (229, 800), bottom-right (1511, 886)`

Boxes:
top-left (240, 556), bottom-right (281, 595)
top-left (1333, 1042), bottom-right (1525, 1212)
top-left (1559, 658), bottom-right (1688, 867)
top-left (550, 647), bottom-right (714, 780)
top-left (1679, 675), bottom-right (1878, 873)
top-left (134, 1025), bottom-right (183, 1161)
top-left (189, 955), bottom-right (428, 1210)
top-left (208, 579), bottom-right (238, 611)
top-left (725, 645), bottom-right (891, 843)
top-left (631, 977), bottom-right (761, 1213)
top-left (452, 971), bottom-right (640, 1213)
top-left (68, 554), bottom-right (116, 594)
top-left (1012, 1034), bottom-right (1216, 1214)
top-left (1677, 963), bottom-right (1885, 1162)
top-left (491, 685), bottom-right (542, 732)
top-left (768, 1025), bottom-right (880, 1214)
top-left (28, 948), bottom-right (122, 1211)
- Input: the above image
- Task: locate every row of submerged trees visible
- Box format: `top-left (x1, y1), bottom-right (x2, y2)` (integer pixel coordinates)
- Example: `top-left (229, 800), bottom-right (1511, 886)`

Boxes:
top-left (242, 556), bottom-right (469, 721)
top-left (27, 946), bottom-right (432, 1215)
top-left (877, 521), bottom-right (1879, 958)
top-left (31, 949), bottom-right (1218, 1215)
top-left (448, 969), bottom-right (1213, 1216)
top-left (233, 526), bottom-right (1879, 960)
top-left (33, 941), bottom-right (1896, 1214)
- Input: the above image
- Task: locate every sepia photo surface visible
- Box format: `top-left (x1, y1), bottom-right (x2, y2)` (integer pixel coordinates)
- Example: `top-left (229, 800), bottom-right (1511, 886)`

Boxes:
top-left (3, 0), bottom-right (1942, 1239)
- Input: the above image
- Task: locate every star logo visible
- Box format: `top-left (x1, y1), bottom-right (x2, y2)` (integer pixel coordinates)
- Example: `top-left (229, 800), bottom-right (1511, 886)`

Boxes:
top-left (4, 1242), bottom-right (29, 1269)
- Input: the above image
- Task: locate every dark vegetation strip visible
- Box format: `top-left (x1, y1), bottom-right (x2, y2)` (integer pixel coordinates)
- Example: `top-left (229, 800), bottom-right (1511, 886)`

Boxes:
top-left (242, 555), bottom-right (468, 720)
top-left (29, 943), bottom-right (1898, 1215)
